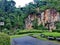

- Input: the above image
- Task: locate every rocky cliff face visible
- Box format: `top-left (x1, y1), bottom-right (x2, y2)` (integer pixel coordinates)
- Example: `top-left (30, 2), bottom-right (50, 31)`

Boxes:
top-left (25, 9), bottom-right (60, 30)
top-left (42, 9), bottom-right (60, 31)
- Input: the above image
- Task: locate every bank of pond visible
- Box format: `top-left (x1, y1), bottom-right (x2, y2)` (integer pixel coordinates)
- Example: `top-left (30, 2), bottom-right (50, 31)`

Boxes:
top-left (30, 32), bottom-right (60, 42)
top-left (0, 30), bottom-right (60, 45)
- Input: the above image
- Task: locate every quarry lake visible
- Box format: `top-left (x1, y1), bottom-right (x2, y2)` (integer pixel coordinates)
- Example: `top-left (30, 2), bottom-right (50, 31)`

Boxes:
top-left (11, 36), bottom-right (60, 45)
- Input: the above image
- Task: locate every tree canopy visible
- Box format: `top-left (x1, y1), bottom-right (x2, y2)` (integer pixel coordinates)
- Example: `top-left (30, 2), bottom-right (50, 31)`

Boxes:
top-left (0, 0), bottom-right (60, 31)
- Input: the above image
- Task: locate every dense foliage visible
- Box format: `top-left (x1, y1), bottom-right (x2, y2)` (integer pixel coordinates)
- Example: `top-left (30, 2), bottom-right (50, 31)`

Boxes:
top-left (0, 32), bottom-right (10, 45)
top-left (52, 22), bottom-right (60, 32)
top-left (0, 0), bottom-right (60, 31)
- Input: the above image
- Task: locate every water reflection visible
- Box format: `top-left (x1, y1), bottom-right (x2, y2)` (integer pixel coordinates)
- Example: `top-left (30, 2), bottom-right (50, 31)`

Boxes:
top-left (11, 36), bottom-right (60, 45)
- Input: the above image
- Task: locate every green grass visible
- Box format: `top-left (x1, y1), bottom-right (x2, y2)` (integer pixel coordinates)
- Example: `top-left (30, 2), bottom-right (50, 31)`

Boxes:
top-left (30, 33), bottom-right (60, 44)
top-left (10, 34), bottom-right (28, 38)
top-left (42, 32), bottom-right (60, 37)
top-left (15, 29), bottom-right (48, 35)
top-left (2, 29), bottom-right (48, 35)
top-left (10, 30), bottom-right (60, 38)
top-left (10, 33), bottom-right (41, 38)
top-left (30, 33), bottom-right (47, 40)
top-left (10, 29), bottom-right (45, 40)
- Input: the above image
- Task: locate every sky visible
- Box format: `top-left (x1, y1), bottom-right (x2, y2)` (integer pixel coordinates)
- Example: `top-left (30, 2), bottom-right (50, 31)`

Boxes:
top-left (14, 0), bottom-right (33, 7)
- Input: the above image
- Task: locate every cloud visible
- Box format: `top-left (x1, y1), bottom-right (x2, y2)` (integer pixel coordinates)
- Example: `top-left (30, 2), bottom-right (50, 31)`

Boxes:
top-left (14, 0), bottom-right (33, 7)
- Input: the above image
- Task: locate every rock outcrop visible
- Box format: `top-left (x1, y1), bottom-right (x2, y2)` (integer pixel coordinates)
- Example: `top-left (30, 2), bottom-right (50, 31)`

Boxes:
top-left (25, 9), bottom-right (60, 30)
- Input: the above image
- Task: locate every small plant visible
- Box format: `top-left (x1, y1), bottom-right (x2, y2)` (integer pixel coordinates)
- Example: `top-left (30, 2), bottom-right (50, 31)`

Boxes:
top-left (29, 34), bottom-right (33, 36)
top-left (38, 24), bottom-right (48, 30)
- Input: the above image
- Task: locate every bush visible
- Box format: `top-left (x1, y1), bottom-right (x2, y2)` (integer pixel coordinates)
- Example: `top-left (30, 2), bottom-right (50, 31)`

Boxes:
top-left (52, 29), bottom-right (60, 32)
top-left (2, 28), bottom-right (9, 34)
top-left (53, 21), bottom-right (60, 32)
top-left (55, 21), bottom-right (60, 29)
top-left (38, 24), bottom-right (48, 30)
top-left (0, 33), bottom-right (10, 45)
top-left (16, 30), bottom-right (43, 34)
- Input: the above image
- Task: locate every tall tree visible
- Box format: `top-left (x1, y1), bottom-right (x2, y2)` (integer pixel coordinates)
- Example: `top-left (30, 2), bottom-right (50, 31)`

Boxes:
top-left (0, 0), bottom-right (16, 12)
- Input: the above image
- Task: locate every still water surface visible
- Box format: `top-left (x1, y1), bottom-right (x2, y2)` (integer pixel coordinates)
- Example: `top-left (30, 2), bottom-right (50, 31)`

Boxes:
top-left (11, 36), bottom-right (60, 45)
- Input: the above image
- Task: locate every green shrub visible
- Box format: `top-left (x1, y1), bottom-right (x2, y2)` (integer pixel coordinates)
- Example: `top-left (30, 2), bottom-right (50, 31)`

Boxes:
top-left (2, 28), bottom-right (10, 34)
top-left (52, 29), bottom-right (60, 32)
top-left (16, 30), bottom-right (43, 34)
top-left (38, 24), bottom-right (48, 30)
top-left (55, 22), bottom-right (60, 29)
top-left (53, 21), bottom-right (60, 32)
top-left (0, 32), bottom-right (10, 45)
top-left (2, 29), bottom-right (16, 35)
top-left (32, 19), bottom-right (38, 29)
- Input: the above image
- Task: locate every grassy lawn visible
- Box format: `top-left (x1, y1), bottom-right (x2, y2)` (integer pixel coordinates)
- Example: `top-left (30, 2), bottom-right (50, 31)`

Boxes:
top-left (42, 32), bottom-right (60, 37)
